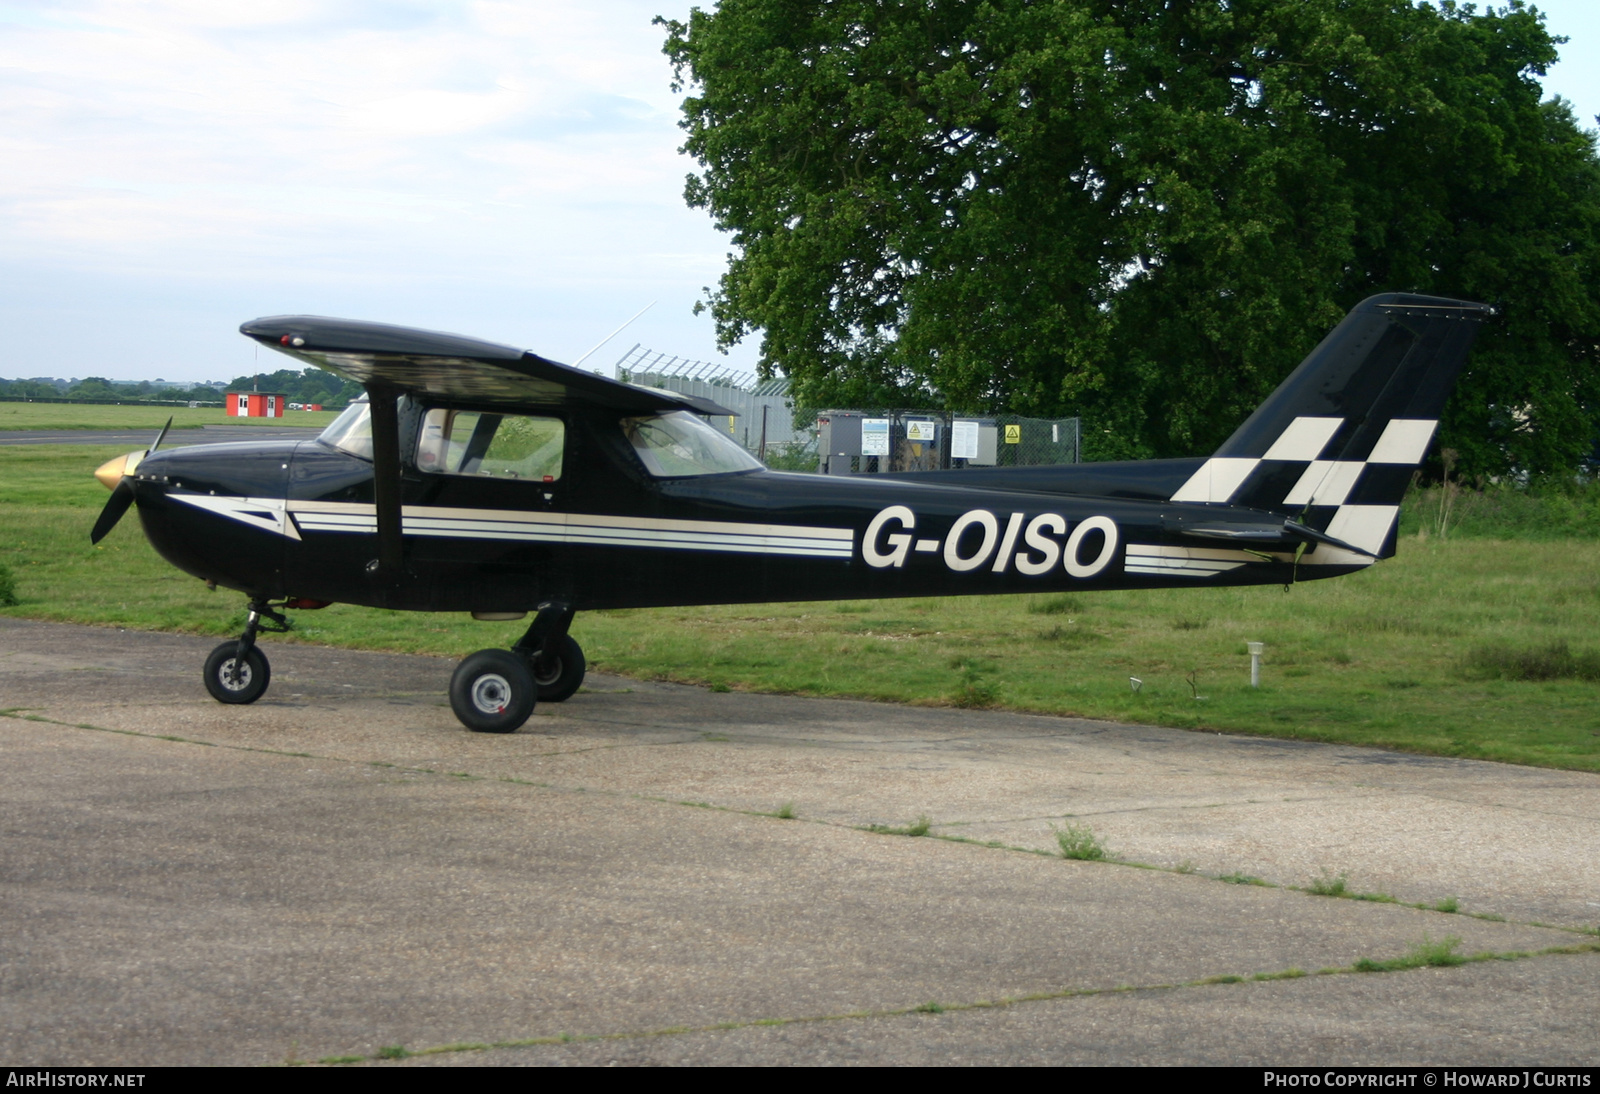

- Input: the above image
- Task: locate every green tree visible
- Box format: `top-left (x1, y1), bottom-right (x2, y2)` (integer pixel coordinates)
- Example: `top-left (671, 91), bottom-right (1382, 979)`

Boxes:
top-left (0, 378), bottom-right (63, 398)
top-left (663, 0), bottom-right (1600, 472)
top-left (225, 367), bottom-right (358, 406)
top-left (67, 377), bottom-right (120, 400)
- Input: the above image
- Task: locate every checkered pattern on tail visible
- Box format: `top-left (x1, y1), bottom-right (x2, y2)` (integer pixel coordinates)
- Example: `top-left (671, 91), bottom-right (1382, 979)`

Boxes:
top-left (1170, 415), bottom-right (1436, 556)
top-left (1167, 294), bottom-right (1493, 559)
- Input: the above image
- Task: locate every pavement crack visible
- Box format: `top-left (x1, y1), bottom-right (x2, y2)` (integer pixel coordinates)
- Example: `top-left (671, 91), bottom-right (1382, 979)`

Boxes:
top-left (12, 709), bottom-right (1593, 940)
top-left (938, 794), bottom-right (1361, 827)
top-left (302, 941), bottom-right (1600, 1066)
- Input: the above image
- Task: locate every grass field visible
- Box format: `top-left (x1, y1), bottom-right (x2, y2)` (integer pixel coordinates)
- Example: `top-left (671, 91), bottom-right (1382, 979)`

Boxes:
top-left (4, 442), bottom-right (1599, 771)
top-left (0, 401), bottom-right (341, 432)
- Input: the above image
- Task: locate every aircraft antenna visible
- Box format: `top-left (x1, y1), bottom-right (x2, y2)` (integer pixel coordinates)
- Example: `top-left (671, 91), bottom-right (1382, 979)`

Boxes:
top-left (573, 301), bottom-right (656, 370)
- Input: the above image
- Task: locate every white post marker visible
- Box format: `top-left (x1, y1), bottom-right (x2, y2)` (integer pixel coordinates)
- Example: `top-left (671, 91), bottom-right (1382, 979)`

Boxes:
top-left (1247, 642), bottom-right (1264, 688)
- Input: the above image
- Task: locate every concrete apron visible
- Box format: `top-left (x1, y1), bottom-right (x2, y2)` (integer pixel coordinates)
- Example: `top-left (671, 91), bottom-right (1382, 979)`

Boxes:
top-left (1, 618), bottom-right (1595, 1066)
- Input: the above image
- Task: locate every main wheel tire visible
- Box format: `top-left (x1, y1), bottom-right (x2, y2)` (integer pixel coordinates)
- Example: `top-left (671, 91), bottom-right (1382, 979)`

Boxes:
top-left (526, 635), bottom-right (586, 703)
top-left (203, 642), bottom-right (271, 705)
top-left (450, 649), bottom-right (536, 733)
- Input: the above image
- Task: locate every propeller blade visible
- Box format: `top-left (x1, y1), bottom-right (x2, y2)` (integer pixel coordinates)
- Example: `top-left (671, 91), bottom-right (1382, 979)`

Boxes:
top-left (90, 481), bottom-right (135, 544)
top-left (148, 416), bottom-right (172, 456)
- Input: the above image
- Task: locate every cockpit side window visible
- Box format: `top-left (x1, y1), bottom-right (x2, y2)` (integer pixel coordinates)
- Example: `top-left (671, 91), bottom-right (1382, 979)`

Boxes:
top-left (622, 411), bottom-right (762, 477)
top-left (416, 408), bottom-right (564, 482)
top-left (317, 397), bottom-right (374, 460)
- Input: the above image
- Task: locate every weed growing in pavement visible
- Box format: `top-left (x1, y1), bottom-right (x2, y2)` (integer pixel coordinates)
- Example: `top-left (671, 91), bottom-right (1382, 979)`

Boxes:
top-left (869, 814), bottom-right (932, 837)
top-left (1252, 968), bottom-right (1307, 981)
top-left (1052, 822), bottom-right (1110, 861)
top-left (1352, 891), bottom-right (1398, 904)
top-left (1354, 936), bottom-right (1466, 972)
top-left (1308, 872), bottom-right (1348, 897)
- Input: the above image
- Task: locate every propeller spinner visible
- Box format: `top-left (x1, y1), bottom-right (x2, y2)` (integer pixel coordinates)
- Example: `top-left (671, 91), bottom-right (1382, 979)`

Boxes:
top-left (90, 418), bottom-right (171, 545)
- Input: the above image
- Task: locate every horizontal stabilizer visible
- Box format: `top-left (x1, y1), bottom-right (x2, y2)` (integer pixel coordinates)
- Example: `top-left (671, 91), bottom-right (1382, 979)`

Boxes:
top-left (1165, 514), bottom-right (1378, 558)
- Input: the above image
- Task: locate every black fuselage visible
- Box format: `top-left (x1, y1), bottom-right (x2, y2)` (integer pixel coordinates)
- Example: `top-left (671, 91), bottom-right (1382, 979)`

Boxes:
top-left (129, 402), bottom-right (1355, 614)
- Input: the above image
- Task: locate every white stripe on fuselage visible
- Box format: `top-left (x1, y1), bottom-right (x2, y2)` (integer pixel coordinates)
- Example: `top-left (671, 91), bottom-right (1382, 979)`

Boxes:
top-left (169, 495), bottom-right (302, 541)
top-left (279, 500), bottom-right (855, 560)
top-left (1124, 543), bottom-right (1253, 578)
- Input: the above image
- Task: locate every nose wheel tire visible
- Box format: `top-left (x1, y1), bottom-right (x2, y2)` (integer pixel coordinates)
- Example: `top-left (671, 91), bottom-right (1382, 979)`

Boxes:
top-left (450, 649), bottom-right (536, 733)
top-left (203, 643), bottom-right (271, 705)
top-left (527, 635), bottom-right (586, 703)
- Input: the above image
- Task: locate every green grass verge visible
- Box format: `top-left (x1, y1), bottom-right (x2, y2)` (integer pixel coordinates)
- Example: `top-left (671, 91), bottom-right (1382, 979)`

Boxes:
top-left (1401, 480), bottom-right (1600, 541)
top-left (6, 444), bottom-right (1600, 771)
top-left (0, 402), bottom-right (340, 431)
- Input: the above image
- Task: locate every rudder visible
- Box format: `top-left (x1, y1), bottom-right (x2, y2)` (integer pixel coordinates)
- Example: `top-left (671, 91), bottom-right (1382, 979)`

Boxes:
top-left (1169, 294), bottom-right (1492, 557)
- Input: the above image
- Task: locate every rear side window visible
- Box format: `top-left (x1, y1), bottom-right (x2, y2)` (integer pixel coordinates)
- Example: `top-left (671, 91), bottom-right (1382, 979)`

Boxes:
top-left (416, 409), bottom-right (564, 482)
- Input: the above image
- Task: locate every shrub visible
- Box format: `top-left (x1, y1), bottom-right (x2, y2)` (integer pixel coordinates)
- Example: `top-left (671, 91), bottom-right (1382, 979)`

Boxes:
top-left (1464, 641), bottom-right (1600, 682)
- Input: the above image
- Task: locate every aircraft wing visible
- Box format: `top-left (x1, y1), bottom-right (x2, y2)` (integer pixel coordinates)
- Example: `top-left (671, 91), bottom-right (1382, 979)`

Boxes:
top-left (238, 315), bottom-right (701, 414)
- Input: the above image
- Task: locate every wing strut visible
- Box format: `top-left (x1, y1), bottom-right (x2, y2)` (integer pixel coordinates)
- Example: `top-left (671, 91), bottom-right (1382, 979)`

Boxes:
top-left (366, 382), bottom-right (406, 579)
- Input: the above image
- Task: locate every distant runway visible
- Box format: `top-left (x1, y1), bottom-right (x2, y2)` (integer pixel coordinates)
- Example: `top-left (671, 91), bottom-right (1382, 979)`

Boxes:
top-left (0, 424), bottom-right (325, 446)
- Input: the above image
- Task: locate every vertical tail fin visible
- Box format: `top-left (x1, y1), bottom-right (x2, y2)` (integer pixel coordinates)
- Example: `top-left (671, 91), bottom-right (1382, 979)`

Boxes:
top-left (1169, 293), bottom-right (1492, 557)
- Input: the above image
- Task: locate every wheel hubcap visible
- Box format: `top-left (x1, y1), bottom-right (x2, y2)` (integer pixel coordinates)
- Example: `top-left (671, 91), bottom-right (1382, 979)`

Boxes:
top-left (532, 656), bottom-right (562, 687)
top-left (470, 673), bottom-right (512, 715)
top-left (219, 658), bottom-right (252, 691)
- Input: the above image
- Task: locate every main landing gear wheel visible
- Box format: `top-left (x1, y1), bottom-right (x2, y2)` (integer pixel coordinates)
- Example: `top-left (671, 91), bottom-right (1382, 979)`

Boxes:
top-left (450, 649), bottom-right (536, 733)
top-left (527, 635), bottom-right (586, 703)
top-left (203, 642), bottom-right (271, 705)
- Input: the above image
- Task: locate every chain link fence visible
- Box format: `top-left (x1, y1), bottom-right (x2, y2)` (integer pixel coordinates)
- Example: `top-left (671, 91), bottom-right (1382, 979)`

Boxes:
top-left (615, 345), bottom-right (803, 457)
top-left (813, 410), bottom-right (1080, 474)
top-left (610, 348), bottom-right (1080, 472)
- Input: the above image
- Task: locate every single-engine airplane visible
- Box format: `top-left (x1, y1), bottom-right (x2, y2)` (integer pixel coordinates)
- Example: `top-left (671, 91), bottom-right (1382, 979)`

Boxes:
top-left (90, 293), bottom-right (1490, 733)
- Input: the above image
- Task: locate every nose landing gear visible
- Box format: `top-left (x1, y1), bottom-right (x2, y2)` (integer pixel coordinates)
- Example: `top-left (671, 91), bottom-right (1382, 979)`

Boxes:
top-left (203, 598), bottom-right (290, 704)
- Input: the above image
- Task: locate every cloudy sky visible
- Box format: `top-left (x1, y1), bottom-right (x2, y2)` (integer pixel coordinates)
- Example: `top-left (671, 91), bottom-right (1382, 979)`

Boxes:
top-left (3, 0), bottom-right (1598, 383)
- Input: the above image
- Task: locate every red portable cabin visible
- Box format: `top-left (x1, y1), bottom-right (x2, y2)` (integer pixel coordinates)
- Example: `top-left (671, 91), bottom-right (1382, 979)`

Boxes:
top-left (226, 391), bottom-right (286, 417)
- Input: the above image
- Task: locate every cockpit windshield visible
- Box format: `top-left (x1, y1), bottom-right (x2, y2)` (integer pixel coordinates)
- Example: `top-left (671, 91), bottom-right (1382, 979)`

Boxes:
top-left (622, 411), bottom-right (763, 478)
top-left (317, 397), bottom-right (373, 460)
